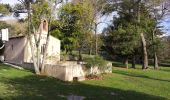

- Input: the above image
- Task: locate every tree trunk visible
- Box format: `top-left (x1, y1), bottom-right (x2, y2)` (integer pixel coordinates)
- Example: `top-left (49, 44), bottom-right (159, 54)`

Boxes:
top-left (140, 33), bottom-right (148, 69)
top-left (40, 35), bottom-right (50, 74)
top-left (152, 28), bottom-right (159, 69)
top-left (41, 0), bottom-right (63, 74)
top-left (95, 23), bottom-right (98, 55)
top-left (28, 2), bottom-right (40, 74)
top-left (79, 49), bottom-right (82, 61)
top-left (137, 1), bottom-right (148, 69)
top-left (89, 44), bottom-right (92, 55)
top-left (41, 19), bottom-right (51, 74)
top-left (132, 55), bottom-right (136, 69)
top-left (89, 49), bottom-right (92, 55)
top-left (28, 37), bottom-right (40, 74)
top-left (37, 45), bottom-right (40, 70)
top-left (124, 56), bottom-right (128, 69)
top-left (154, 52), bottom-right (159, 69)
top-left (90, 67), bottom-right (93, 75)
top-left (36, 35), bottom-right (42, 71)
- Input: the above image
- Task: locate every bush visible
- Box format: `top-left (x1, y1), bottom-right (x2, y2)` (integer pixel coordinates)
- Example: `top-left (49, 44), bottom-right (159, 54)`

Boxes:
top-left (60, 52), bottom-right (79, 61)
top-left (84, 56), bottom-right (107, 67)
top-left (83, 55), bottom-right (108, 75)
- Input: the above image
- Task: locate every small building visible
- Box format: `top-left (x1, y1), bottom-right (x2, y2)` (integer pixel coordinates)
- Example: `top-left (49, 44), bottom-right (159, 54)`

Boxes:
top-left (4, 35), bottom-right (60, 64)
top-left (4, 20), bottom-right (60, 67)
top-left (4, 36), bottom-right (60, 65)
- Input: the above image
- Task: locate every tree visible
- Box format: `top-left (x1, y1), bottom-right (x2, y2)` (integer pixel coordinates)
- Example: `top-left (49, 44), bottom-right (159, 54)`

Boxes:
top-left (136, 1), bottom-right (149, 69)
top-left (57, 3), bottom-right (81, 54)
top-left (72, 0), bottom-right (108, 55)
top-left (135, 0), bottom-right (169, 69)
top-left (71, 0), bottom-right (96, 58)
top-left (0, 21), bottom-right (10, 29)
top-left (102, 0), bottom-right (163, 69)
top-left (52, 1), bottom-right (95, 60)
top-left (13, 3), bottom-right (25, 11)
top-left (11, 22), bottom-right (27, 35)
top-left (102, 0), bottom-right (141, 68)
top-left (19, 0), bottom-right (62, 74)
top-left (0, 3), bottom-right (11, 15)
top-left (147, 0), bottom-right (170, 69)
top-left (161, 36), bottom-right (170, 60)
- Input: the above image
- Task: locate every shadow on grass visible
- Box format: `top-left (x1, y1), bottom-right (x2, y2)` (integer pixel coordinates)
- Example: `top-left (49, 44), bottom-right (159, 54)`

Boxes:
top-left (0, 64), bottom-right (13, 70)
top-left (112, 61), bottom-right (126, 68)
top-left (160, 68), bottom-right (170, 73)
top-left (0, 74), bottom-right (168, 100)
top-left (159, 64), bottom-right (170, 67)
top-left (113, 70), bottom-right (170, 83)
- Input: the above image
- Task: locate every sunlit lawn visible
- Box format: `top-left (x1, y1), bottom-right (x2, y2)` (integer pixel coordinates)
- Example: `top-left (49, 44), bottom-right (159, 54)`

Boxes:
top-left (0, 63), bottom-right (170, 100)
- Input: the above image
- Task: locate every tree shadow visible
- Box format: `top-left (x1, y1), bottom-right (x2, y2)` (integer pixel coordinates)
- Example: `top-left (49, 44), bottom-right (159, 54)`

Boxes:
top-left (0, 74), bottom-right (168, 100)
top-left (112, 61), bottom-right (126, 68)
top-left (0, 64), bottom-right (32, 77)
top-left (160, 68), bottom-right (170, 73)
top-left (159, 64), bottom-right (170, 67)
top-left (112, 70), bottom-right (170, 83)
top-left (0, 64), bottom-right (12, 70)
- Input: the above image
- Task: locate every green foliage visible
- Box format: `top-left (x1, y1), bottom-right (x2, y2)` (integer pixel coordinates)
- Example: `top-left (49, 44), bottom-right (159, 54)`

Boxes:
top-left (0, 4), bottom-right (11, 15)
top-left (113, 24), bottom-right (139, 55)
top-left (31, 1), bottom-right (51, 29)
top-left (160, 36), bottom-right (170, 59)
top-left (0, 21), bottom-right (10, 29)
top-left (102, 0), bottom-right (141, 56)
top-left (159, 59), bottom-right (170, 67)
top-left (51, 2), bottom-right (94, 53)
top-left (0, 20), bottom-right (28, 37)
top-left (58, 3), bottom-right (81, 53)
top-left (0, 21), bottom-right (26, 37)
top-left (84, 55), bottom-right (108, 68)
top-left (10, 22), bottom-right (28, 36)
top-left (102, 0), bottom-right (163, 60)
top-left (13, 3), bottom-right (25, 11)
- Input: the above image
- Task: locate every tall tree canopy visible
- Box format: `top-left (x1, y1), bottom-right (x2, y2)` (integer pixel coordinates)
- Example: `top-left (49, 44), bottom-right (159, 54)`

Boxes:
top-left (51, 1), bottom-right (95, 55)
top-left (102, 0), bottom-right (165, 69)
top-left (0, 3), bottom-right (11, 15)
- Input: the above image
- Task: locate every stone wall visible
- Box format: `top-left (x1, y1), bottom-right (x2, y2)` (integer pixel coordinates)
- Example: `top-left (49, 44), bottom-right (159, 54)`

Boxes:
top-left (83, 62), bottom-right (113, 75)
top-left (44, 64), bottom-right (67, 81)
top-left (44, 61), bottom-right (112, 81)
top-left (8, 61), bottom-right (112, 81)
top-left (44, 61), bottom-right (85, 81)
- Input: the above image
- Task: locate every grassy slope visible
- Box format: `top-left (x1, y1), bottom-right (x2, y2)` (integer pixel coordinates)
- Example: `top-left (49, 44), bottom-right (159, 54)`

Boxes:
top-left (0, 64), bottom-right (170, 100)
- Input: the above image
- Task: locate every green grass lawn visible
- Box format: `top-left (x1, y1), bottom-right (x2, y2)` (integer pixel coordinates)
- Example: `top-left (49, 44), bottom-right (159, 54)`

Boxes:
top-left (0, 64), bottom-right (170, 100)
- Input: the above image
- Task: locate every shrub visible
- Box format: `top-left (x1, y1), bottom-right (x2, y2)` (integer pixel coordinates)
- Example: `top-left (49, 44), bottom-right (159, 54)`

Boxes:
top-left (83, 55), bottom-right (108, 75)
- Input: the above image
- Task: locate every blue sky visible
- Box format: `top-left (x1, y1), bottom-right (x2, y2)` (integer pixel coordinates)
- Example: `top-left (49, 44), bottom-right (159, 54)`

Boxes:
top-left (1, 0), bottom-right (170, 35)
top-left (160, 16), bottom-right (170, 36)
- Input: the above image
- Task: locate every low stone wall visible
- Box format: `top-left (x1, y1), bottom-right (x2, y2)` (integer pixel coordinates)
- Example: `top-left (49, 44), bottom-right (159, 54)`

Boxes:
top-left (21, 63), bottom-right (34, 70)
top-left (6, 61), bottom-right (112, 81)
top-left (44, 61), bottom-right (112, 81)
top-left (44, 64), bottom-right (67, 81)
top-left (44, 62), bottom-right (85, 81)
top-left (4, 62), bottom-right (34, 70)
